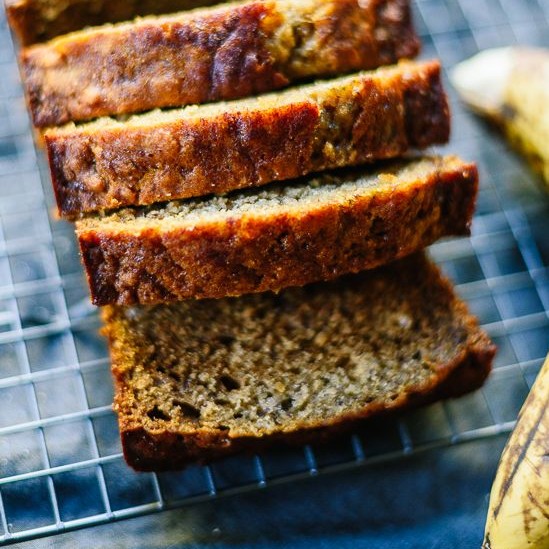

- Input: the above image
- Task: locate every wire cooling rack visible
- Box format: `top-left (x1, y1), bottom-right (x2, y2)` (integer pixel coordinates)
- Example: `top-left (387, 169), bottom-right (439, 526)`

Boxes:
top-left (0, 0), bottom-right (548, 545)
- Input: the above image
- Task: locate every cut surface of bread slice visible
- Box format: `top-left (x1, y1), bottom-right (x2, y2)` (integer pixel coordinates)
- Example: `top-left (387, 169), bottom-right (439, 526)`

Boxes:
top-left (6, 0), bottom-right (220, 46)
top-left (105, 252), bottom-right (496, 471)
top-left (21, 0), bottom-right (420, 126)
top-left (76, 155), bottom-right (477, 306)
top-left (47, 60), bottom-right (449, 218)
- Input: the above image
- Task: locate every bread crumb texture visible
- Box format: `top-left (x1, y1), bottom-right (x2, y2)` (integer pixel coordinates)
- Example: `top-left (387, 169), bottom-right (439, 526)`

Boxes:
top-left (104, 253), bottom-right (495, 469)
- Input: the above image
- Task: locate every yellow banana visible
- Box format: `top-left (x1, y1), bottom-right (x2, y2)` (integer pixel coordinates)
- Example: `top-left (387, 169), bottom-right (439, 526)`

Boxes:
top-left (451, 47), bottom-right (549, 193)
top-left (482, 354), bottom-right (549, 549)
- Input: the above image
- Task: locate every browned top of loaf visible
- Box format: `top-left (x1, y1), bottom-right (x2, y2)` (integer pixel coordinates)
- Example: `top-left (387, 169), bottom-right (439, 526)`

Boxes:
top-left (21, 0), bottom-right (419, 126)
top-left (105, 252), bottom-right (495, 471)
top-left (76, 155), bottom-right (478, 306)
top-left (47, 60), bottom-right (449, 218)
top-left (6, 0), bottom-right (219, 45)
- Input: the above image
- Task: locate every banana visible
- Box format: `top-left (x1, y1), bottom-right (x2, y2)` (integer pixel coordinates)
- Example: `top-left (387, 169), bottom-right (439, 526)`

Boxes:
top-left (482, 354), bottom-right (549, 549)
top-left (451, 47), bottom-right (549, 192)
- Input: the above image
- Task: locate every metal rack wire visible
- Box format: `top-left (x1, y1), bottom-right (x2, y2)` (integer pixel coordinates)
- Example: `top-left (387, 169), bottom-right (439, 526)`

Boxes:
top-left (0, 0), bottom-right (548, 545)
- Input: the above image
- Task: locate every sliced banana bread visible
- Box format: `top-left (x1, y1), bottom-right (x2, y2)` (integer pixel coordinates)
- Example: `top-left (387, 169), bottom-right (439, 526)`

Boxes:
top-left (76, 155), bottom-right (477, 306)
top-left (21, 0), bottom-right (420, 126)
top-left (47, 60), bottom-right (449, 218)
top-left (105, 252), bottom-right (495, 471)
top-left (6, 0), bottom-right (219, 45)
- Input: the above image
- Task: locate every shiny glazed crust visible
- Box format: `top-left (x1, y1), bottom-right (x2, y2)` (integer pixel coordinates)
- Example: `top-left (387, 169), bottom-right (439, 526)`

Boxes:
top-left (21, 0), bottom-right (420, 126)
top-left (76, 156), bottom-right (477, 306)
top-left (102, 254), bottom-right (495, 471)
top-left (47, 60), bottom-right (449, 218)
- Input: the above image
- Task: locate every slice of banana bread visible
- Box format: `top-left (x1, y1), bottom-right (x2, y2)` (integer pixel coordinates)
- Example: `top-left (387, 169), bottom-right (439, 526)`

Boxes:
top-left (76, 155), bottom-right (477, 306)
top-left (105, 252), bottom-right (496, 471)
top-left (47, 60), bottom-right (449, 218)
top-left (21, 0), bottom-right (420, 126)
top-left (6, 0), bottom-right (220, 46)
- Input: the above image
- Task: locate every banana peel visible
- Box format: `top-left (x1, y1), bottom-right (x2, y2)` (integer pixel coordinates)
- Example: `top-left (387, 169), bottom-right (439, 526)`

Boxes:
top-left (451, 47), bottom-right (549, 192)
top-left (482, 355), bottom-right (549, 549)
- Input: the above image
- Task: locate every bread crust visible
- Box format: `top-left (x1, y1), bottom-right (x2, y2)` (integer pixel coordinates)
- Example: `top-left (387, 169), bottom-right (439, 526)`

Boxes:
top-left (76, 156), bottom-right (477, 306)
top-left (20, 0), bottom-right (419, 126)
top-left (102, 254), bottom-right (495, 471)
top-left (47, 60), bottom-right (449, 218)
top-left (6, 0), bottom-right (220, 46)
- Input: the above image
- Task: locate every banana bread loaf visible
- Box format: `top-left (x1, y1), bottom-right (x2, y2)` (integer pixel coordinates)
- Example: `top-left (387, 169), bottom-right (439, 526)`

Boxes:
top-left (105, 252), bottom-right (495, 471)
top-left (76, 155), bottom-right (477, 306)
top-left (21, 0), bottom-right (420, 127)
top-left (6, 0), bottom-right (219, 45)
top-left (47, 60), bottom-right (450, 218)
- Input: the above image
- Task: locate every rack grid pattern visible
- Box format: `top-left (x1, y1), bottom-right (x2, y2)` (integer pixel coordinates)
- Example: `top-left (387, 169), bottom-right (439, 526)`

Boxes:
top-left (1, 0), bottom-right (548, 545)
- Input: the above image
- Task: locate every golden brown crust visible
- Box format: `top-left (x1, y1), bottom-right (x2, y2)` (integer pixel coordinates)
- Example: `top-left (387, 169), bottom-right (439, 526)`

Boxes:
top-left (47, 60), bottom-right (449, 218)
top-left (6, 0), bottom-right (220, 46)
top-left (76, 156), bottom-right (478, 306)
top-left (49, 100), bottom-right (320, 218)
top-left (20, 0), bottom-right (420, 126)
top-left (103, 254), bottom-right (495, 471)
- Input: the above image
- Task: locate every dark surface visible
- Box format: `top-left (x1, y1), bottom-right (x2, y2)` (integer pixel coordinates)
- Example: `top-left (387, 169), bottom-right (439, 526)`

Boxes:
top-left (18, 435), bottom-right (508, 549)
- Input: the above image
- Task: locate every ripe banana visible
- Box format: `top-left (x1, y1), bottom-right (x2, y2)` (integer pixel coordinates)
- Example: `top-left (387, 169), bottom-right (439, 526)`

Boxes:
top-left (451, 47), bottom-right (549, 192)
top-left (482, 355), bottom-right (549, 549)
